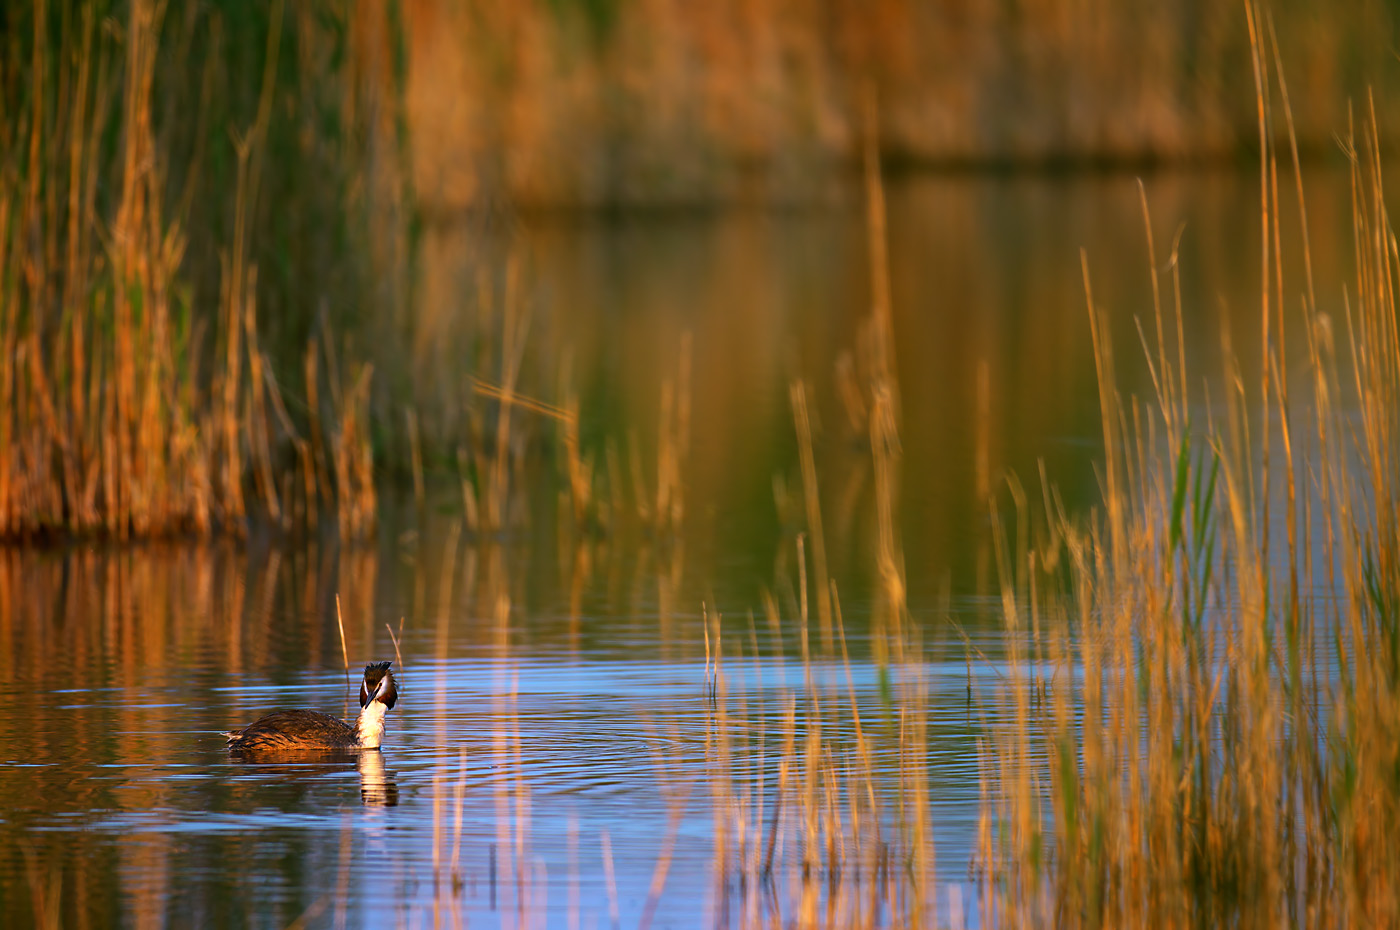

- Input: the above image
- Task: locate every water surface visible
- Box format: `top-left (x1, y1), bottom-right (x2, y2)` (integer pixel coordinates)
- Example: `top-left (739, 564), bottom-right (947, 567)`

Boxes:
top-left (0, 166), bottom-right (1357, 927)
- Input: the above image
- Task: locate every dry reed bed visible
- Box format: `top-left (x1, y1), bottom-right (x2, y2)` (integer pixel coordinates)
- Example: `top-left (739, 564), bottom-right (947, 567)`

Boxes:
top-left (1, 0), bottom-right (376, 542)
top-left (1, 2), bottom-right (768, 549)
top-left (0, 0), bottom-right (689, 545)
top-left (978, 13), bottom-right (1400, 926)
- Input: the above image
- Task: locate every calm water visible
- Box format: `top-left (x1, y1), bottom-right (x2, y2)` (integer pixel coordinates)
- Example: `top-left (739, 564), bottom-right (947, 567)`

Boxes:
top-left (0, 167), bottom-right (1357, 927)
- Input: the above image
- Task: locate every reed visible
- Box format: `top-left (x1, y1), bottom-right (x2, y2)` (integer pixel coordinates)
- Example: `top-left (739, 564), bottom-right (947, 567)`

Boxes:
top-left (695, 553), bottom-right (937, 927)
top-left (977, 9), bottom-right (1400, 925)
top-left (0, 0), bottom-right (377, 542)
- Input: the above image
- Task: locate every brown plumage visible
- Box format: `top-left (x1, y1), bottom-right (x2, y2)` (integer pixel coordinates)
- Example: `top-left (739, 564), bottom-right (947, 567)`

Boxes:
top-left (226, 661), bottom-right (398, 752)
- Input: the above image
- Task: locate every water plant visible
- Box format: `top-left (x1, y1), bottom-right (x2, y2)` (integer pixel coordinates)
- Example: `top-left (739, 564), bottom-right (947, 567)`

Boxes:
top-left (978, 9), bottom-right (1400, 924)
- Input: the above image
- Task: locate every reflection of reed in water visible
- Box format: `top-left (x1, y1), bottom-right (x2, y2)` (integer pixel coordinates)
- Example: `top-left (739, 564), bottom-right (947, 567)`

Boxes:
top-left (0, 537), bottom-right (384, 928)
top-left (0, 540), bottom-right (378, 689)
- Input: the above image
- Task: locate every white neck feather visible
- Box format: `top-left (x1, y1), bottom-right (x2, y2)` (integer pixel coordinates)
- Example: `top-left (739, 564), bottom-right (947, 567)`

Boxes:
top-left (354, 700), bottom-right (388, 749)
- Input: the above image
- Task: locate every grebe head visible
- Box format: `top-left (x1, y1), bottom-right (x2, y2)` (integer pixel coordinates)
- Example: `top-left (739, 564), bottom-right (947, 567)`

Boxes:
top-left (353, 661), bottom-right (398, 750)
top-left (360, 661), bottom-right (397, 709)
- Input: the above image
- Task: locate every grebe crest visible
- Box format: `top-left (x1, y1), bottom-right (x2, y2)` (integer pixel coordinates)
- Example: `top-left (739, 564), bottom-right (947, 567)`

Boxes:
top-left (225, 661), bottom-right (399, 752)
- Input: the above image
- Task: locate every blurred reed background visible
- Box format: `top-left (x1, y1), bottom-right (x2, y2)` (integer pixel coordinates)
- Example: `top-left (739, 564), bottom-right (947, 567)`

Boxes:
top-left (401, 0), bottom-right (1400, 207)
top-left (4, 0), bottom-right (1400, 542)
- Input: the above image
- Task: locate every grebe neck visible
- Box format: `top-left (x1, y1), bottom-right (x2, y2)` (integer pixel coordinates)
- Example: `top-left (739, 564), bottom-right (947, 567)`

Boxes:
top-left (354, 700), bottom-right (389, 749)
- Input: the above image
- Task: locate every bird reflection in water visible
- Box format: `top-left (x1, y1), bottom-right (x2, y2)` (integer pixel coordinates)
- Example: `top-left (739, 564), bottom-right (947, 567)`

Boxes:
top-left (227, 748), bottom-right (399, 807)
top-left (356, 750), bottom-right (398, 806)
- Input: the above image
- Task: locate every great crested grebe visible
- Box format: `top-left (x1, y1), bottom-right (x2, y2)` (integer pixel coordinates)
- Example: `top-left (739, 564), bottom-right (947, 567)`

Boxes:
top-left (225, 661), bottom-right (399, 752)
